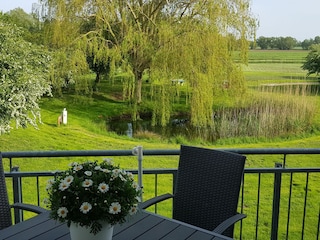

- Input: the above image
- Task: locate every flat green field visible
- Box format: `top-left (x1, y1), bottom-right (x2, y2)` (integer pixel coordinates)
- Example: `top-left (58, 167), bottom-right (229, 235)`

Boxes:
top-left (234, 50), bottom-right (309, 63)
top-left (247, 50), bottom-right (308, 62)
top-left (240, 50), bottom-right (319, 86)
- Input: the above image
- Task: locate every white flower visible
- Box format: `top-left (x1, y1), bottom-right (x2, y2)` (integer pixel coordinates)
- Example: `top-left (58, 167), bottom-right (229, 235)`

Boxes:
top-left (80, 202), bottom-right (92, 214)
top-left (84, 171), bottom-right (92, 176)
top-left (69, 162), bottom-right (78, 167)
top-left (103, 158), bottom-right (113, 165)
top-left (112, 169), bottom-right (121, 177)
top-left (109, 202), bottom-right (121, 214)
top-left (94, 166), bottom-right (101, 171)
top-left (46, 179), bottom-right (55, 190)
top-left (135, 196), bottom-right (142, 203)
top-left (98, 183), bottom-right (109, 193)
top-left (43, 198), bottom-right (49, 205)
top-left (127, 172), bottom-right (134, 180)
top-left (132, 182), bottom-right (140, 191)
top-left (101, 168), bottom-right (111, 173)
top-left (129, 205), bottom-right (138, 215)
top-left (59, 181), bottom-right (70, 191)
top-left (63, 176), bottom-right (74, 184)
top-left (82, 179), bottom-right (93, 187)
top-left (73, 164), bottom-right (83, 171)
top-left (57, 207), bottom-right (68, 218)
top-left (119, 174), bottom-right (126, 182)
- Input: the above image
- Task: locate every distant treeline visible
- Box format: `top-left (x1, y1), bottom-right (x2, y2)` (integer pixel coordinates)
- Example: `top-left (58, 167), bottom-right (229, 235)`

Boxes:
top-left (253, 36), bottom-right (320, 50)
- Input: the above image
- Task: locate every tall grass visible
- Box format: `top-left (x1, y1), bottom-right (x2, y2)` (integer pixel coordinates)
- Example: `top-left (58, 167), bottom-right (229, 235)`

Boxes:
top-left (217, 86), bottom-right (316, 139)
top-left (187, 85), bottom-right (317, 142)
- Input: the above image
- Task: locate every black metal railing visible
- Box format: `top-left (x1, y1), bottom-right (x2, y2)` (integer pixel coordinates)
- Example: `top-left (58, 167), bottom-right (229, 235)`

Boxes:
top-left (2, 148), bottom-right (320, 240)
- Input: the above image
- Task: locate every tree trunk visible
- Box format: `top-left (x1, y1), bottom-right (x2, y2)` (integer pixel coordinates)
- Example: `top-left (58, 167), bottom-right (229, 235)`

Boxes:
top-left (93, 72), bottom-right (100, 92)
top-left (134, 70), bottom-right (143, 104)
top-left (95, 72), bottom-right (100, 83)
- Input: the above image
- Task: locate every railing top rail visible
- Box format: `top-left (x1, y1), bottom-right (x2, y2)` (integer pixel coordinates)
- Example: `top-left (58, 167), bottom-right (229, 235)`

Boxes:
top-left (1, 150), bottom-right (134, 158)
top-left (134, 148), bottom-right (320, 155)
top-left (2, 148), bottom-right (320, 159)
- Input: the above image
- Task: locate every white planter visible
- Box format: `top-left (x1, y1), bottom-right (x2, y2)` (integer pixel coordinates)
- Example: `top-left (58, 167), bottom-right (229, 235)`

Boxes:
top-left (69, 221), bottom-right (113, 240)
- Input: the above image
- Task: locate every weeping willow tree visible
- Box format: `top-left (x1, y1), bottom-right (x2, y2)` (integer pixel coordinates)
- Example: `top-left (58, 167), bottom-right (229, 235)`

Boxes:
top-left (41, 0), bottom-right (256, 127)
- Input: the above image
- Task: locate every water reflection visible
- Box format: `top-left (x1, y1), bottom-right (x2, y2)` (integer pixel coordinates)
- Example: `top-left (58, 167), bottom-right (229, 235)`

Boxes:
top-left (107, 116), bottom-right (190, 138)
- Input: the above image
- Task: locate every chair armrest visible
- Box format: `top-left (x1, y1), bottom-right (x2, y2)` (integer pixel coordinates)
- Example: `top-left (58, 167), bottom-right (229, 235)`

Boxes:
top-left (213, 213), bottom-right (246, 235)
top-left (11, 203), bottom-right (47, 214)
top-left (140, 193), bottom-right (173, 209)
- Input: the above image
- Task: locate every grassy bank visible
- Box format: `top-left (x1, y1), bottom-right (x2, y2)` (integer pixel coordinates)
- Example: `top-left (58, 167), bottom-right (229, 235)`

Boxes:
top-left (1, 50), bottom-right (319, 152)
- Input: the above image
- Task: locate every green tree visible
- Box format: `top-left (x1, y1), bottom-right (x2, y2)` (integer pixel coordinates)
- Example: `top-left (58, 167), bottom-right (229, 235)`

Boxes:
top-left (274, 37), bottom-right (296, 50)
top-left (4, 8), bottom-right (44, 45)
top-left (256, 36), bottom-right (270, 49)
top-left (0, 18), bottom-right (51, 134)
top-left (314, 36), bottom-right (320, 44)
top-left (41, 0), bottom-right (256, 127)
top-left (302, 44), bottom-right (320, 76)
top-left (301, 38), bottom-right (313, 50)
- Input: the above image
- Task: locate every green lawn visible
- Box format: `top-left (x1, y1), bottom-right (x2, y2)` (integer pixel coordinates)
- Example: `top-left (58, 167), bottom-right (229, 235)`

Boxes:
top-left (1, 49), bottom-right (320, 239)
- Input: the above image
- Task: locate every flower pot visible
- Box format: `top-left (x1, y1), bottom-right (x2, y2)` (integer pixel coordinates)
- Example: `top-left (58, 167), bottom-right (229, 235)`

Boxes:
top-left (69, 221), bottom-right (113, 240)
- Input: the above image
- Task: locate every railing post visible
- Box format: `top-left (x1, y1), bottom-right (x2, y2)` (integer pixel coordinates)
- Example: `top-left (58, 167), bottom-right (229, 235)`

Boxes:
top-left (133, 146), bottom-right (143, 202)
top-left (271, 163), bottom-right (283, 240)
top-left (11, 166), bottom-right (23, 224)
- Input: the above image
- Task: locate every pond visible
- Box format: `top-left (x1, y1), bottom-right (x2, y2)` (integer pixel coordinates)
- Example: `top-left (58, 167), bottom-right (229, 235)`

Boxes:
top-left (107, 114), bottom-right (191, 138)
top-left (107, 82), bottom-right (319, 141)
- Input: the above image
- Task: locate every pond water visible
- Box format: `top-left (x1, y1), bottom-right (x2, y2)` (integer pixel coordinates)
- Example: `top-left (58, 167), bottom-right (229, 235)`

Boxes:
top-left (107, 116), bottom-right (190, 138)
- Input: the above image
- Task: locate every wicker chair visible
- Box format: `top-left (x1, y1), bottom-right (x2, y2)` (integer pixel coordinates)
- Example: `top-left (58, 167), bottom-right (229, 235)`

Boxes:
top-left (141, 145), bottom-right (247, 238)
top-left (0, 152), bottom-right (47, 230)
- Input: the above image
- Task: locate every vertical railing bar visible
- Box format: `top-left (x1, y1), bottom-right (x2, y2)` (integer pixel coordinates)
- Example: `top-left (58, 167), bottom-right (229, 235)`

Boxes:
top-left (9, 157), bottom-right (13, 172)
top-left (134, 146), bottom-right (143, 202)
top-left (316, 204), bottom-right (320, 240)
top-left (155, 173), bottom-right (158, 214)
top-left (301, 172), bottom-right (309, 239)
top-left (255, 173), bottom-right (261, 240)
top-left (172, 170), bottom-right (177, 218)
top-left (285, 172), bottom-right (293, 240)
top-left (271, 163), bottom-right (283, 240)
top-left (36, 176), bottom-right (40, 206)
top-left (283, 154), bottom-right (287, 168)
top-left (239, 175), bottom-right (245, 240)
top-left (19, 174), bottom-right (23, 221)
top-left (12, 166), bottom-right (23, 223)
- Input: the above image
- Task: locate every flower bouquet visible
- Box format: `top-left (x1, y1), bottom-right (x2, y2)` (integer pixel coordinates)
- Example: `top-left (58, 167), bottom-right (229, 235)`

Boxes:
top-left (46, 159), bottom-right (141, 237)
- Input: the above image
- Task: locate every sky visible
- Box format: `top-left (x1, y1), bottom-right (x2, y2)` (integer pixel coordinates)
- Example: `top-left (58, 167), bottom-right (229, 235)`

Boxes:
top-left (251, 0), bottom-right (320, 41)
top-left (0, 0), bottom-right (319, 41)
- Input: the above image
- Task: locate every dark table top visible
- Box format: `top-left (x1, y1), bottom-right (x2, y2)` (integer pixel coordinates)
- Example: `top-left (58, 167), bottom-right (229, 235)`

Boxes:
top-left (0, 211), bottom-right (233, 240)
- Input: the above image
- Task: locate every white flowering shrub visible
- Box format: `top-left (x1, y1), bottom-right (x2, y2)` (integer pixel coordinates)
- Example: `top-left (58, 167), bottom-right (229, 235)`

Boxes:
top-left (0, 20), bottom-right (51, 134)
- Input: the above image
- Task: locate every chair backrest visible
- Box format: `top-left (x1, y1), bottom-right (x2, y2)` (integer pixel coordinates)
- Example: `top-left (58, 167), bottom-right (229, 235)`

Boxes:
top-left (0, 153), bottom-right (13, 230)
top-left (173, 145), bottom-right (246, 237)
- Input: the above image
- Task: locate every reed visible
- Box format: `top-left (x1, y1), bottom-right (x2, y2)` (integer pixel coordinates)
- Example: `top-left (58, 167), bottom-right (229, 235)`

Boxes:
top-left (207, 84), bottom-right (317, 141)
